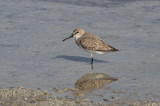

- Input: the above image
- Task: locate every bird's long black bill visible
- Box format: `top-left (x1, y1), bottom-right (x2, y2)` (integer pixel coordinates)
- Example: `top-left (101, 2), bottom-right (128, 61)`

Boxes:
top-left (63, 34), bottom-right (73, 41)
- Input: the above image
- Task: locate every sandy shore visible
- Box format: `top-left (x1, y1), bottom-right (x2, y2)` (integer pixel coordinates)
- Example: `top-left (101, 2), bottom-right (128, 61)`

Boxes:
top-left (0, 87), bottom-right (159, 106)
top-left (0, 87), bottom-right (105, 106)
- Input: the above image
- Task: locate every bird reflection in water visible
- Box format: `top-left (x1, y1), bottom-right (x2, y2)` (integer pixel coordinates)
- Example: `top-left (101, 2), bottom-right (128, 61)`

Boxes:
top-left (72, 61), bottom-right (118, 97)
top-left (54, 62), bottom-right (117, 98)
top-left (75, 72), bottom-right (118, 93)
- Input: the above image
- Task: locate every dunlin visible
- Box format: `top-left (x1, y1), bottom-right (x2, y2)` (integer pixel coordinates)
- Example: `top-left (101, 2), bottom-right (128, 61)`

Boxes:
top-left (63, 28), bottom-right (118, 69)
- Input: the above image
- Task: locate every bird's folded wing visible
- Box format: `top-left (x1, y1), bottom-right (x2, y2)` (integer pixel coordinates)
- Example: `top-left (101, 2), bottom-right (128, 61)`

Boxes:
top-left (79, 37), bottom-right (117, 52)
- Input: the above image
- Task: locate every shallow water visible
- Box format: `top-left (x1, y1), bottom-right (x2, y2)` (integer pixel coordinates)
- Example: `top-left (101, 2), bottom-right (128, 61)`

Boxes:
top-left (0, 0), bottom-right (160, 103)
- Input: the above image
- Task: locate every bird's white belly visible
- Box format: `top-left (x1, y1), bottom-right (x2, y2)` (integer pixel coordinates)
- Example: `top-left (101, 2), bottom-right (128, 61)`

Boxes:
top-left (83, 49), bottom-right (106, 54)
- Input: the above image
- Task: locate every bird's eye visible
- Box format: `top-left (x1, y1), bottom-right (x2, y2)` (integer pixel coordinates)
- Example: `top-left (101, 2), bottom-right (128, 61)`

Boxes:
top-left (74, 31), bottom-right (79, 34)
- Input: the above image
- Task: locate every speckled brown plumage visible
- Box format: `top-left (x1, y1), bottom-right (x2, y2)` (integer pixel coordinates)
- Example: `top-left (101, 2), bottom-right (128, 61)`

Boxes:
top-left (77, 32), bottom-right (118, 52)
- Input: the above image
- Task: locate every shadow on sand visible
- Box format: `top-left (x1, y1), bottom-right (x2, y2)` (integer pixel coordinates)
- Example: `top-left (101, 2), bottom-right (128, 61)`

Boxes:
top-left (55, 55), bottom-right (109, 63)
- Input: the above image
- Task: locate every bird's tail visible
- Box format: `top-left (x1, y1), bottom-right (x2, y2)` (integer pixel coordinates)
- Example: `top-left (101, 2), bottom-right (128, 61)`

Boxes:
top-left (108, 45), bottom-right (119, 52)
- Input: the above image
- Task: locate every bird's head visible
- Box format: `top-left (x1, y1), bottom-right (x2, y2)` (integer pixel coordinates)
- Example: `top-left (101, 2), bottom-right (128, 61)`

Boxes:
top-left (63, 28), bottom-right (86, 41)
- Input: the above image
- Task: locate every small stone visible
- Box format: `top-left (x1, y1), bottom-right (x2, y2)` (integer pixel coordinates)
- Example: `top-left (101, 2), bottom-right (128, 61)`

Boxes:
top-left (24, 98), bottom-right (28, 100)
top-left (69, 88), bottom-right (75, 91)
top-left (44, 92), bottom-right (48, 95)
top-left (18, 86), bottom-right (24, 89)
top-left (81, 99), bottom-right (89, 102)
top-left (63, 88), bottom-right (68, 91)
top-left (53, 88), bottom-right (63, 93)
top-left (103, 98), bottom-right (109, 102)
top-left (73, 92), bottom-right (84, 98)
top-left (113, 90), bottom-right (118, 93)
top-left (111, 96), bottom-right (115, 99)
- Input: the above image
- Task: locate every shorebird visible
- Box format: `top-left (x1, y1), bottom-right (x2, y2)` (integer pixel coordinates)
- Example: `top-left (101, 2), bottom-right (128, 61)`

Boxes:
top-left (63, 28), bottom-right (118, 69)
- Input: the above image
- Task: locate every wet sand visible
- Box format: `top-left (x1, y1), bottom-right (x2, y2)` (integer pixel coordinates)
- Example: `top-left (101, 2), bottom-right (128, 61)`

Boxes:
top-left (0, 87), bottom-right (160, 106)
top-left (0, 87), bottom-right (105, 106)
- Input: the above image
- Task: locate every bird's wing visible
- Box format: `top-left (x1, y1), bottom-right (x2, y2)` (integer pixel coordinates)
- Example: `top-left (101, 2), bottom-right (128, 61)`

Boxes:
top-left (78, 37), bottom-right (99, 50)
top-left (78, 33), bottom-right (118, 52)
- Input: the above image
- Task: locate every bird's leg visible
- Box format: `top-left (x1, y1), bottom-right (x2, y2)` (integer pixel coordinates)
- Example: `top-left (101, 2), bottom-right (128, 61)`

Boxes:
top-left (91, 63), bottom-right (93, 73)
top-left (90, 54), bottom-right (93, 65)
top-left (90, 54), bottom-right (93, 73)
top-left (90, 54), bottom-right (93, 64)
